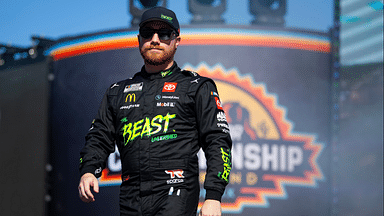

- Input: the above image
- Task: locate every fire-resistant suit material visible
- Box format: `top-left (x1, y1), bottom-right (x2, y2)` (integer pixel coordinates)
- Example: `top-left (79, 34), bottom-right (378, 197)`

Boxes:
top-left (79, 62), bottom-right (232, 215)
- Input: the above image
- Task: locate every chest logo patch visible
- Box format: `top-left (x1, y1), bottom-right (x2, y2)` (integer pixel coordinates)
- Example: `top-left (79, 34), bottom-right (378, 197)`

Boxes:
top-left (162, 82), bottom-right (177, 92)
top-left (124, 82), bottom-right (143, 93)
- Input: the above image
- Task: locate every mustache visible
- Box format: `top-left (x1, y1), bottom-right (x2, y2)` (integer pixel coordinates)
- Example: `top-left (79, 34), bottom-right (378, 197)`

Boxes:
top-left (143, 46), bottom-right (164, 51)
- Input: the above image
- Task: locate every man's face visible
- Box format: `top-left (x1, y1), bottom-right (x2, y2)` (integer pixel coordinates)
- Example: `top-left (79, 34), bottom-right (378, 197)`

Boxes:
top-left (138, 21), bottom-right (180, 67)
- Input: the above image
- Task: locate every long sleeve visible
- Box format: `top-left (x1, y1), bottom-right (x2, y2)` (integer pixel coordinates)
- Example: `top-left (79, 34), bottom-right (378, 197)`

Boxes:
top-left (195, 81), bottom-right (232, 201)
top-left (79, 87), bottom-right (117, 178)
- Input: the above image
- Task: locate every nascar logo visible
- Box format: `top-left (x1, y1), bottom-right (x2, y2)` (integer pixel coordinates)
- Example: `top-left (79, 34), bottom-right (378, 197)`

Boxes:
top-left (124, 82), bottom-right (143, 93)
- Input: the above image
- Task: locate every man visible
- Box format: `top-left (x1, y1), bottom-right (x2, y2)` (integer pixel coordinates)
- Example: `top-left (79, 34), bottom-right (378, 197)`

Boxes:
top-left (78, 6), bottom-right (232, 216)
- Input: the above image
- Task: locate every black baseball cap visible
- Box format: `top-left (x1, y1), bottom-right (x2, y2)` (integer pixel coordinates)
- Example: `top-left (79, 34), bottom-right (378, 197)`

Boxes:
top-left (139, 7), bottom-right (180, 36)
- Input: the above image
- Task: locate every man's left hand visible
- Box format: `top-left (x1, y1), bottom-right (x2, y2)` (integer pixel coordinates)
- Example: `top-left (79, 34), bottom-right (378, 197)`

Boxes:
top-left (199, 199), bottom-right (221, 216)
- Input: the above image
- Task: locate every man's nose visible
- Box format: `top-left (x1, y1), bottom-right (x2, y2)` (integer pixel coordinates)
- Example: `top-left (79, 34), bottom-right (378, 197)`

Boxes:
top-left (150, 33), bottom-right (161, 44)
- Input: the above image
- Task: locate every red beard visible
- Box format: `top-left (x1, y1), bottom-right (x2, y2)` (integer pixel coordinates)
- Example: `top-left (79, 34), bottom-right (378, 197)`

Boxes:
top-left (140, 45), bottom-right (176, 66)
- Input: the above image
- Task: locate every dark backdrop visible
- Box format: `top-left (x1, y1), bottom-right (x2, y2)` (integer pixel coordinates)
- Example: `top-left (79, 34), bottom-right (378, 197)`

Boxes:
top-left (48, 26), bottom-right (332, 215)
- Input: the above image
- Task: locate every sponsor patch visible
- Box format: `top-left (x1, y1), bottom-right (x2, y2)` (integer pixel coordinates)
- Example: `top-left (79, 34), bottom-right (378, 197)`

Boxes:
top-left (215, 97), bottom-right (223, 110)
top-left (120, 104), bottom-right (140, 110)
top-left (157, 102), bottom-right (175, 107)
top-left (124, 82), bottom-right (143, 93)
top-left (161, 14), bottom-right (173, 23)
top-left (111, 83), bottom-right (119, 89)
top-left (162, 82), bottom-right (177, 92)
top-left (162, 95), bottom-right (180, 100)
top-left (122, 175), bottom-right (130, 182)
top-left (222, 128), bottom-right (230, 133)
top-left (167, 179), bottom-right (184, 184)
top-left (211, 91), bottom-right (219, 97)
top-left (191, 78), bottom-right (200, 84)
top-left (152, 134), bottom-right (177, 142)
top-left (218, 148), bottom-right (232, 183)
top-left (217, 123), bottom-right (230, 129)
top-left (156, 95), bottom-right (180, 100)
top-left (165, 169), bottom-right (184, 184)
top-left (95, 167), bottom-right (102, 174)
top-left (125, 93), bottom-right (136, 102)
top-left (120, 113), bottom-right (176, 146)
top-left (217, 112), bottom-right (227, 122)
top-left (161, 70), bottom-right (172, 77)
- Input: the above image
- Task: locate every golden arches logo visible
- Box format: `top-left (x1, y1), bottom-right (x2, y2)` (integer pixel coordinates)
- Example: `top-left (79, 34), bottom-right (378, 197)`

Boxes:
top-left (125, 93), bottom-right (136, 103)
top-left (183, 63), bottom-right (325, 214)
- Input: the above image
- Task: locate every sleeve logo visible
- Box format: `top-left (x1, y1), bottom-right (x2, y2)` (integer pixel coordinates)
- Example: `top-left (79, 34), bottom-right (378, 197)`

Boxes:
top-left (215, 97), bottom-right (223, 110)
top-left (211, 91), bottom-right (219, 97)
top-left (217, 112), bottom-right (227, 122)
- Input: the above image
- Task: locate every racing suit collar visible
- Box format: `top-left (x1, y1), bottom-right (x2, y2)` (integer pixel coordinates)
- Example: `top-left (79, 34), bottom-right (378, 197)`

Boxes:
top-left (141, 62), bottom-right (179, 80)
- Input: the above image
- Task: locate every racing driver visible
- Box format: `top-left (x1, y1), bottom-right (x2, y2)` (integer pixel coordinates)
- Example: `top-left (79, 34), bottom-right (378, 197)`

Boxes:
top-left (78, 6), bottom-right (232, 216)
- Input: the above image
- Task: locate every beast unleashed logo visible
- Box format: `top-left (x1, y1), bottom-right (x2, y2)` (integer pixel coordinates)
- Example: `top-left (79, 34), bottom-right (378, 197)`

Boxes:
top-left (97, 63), bottom-right (325, 214)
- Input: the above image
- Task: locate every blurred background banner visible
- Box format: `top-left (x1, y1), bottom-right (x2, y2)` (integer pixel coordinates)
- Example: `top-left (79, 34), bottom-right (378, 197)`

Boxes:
top-left (48, 26), bottom-right (331, 215)
top-left (0, 0), bottom-right (382, 216)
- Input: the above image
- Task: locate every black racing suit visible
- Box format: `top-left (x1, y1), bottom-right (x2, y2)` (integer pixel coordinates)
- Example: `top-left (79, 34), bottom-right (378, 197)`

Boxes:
top-left (79, 62), bottom-right (232, 216)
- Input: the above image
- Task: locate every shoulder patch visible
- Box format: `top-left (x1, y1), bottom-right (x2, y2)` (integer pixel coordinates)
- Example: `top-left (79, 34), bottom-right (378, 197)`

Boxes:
top-left (183, 70), bottom-right (199, 77)
top-left (110, 83), bottom-right (120, 89)
top-left (109, 77), bottom-right (138, 95)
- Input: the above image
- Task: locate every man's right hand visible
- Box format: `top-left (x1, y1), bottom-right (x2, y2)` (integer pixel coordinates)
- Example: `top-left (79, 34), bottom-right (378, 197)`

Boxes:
top-left (78, 173), bottom-right (99, 203)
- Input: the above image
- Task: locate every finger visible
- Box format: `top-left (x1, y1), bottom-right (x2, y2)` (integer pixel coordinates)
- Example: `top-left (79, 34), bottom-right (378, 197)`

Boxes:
top-left (79, 183), bottom-right (88, 200)
top-left (78, 186), bottom-right (83, 198)
top-left (79, 183), bottom-right (91, 203)
top-left (92, 179), bottom-right (99, 193)
top-left (84, 180), bottom-right (95, 201)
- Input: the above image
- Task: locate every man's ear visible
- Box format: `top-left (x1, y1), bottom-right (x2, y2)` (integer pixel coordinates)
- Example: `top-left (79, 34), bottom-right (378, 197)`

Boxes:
top-left (175, 36), bottom-right (181, 48)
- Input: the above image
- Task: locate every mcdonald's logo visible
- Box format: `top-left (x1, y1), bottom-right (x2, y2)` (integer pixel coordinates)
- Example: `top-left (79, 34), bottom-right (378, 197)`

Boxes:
top-left (125, 93), bottom-right (136, 102)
